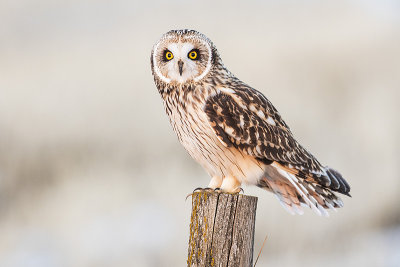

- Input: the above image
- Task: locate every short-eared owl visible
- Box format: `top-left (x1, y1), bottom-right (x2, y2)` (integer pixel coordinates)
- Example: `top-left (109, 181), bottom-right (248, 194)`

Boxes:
top-left (150, 29), bottom-right (350, 216)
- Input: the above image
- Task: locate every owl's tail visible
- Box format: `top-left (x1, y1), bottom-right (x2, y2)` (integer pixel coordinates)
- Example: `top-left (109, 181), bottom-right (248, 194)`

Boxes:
top-left (257, 164), bottom-right (345, 216)
top-left (325, 166), bottom-right (351, 197)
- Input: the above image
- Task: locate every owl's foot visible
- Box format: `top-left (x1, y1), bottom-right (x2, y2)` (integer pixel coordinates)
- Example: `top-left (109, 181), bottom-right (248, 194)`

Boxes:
top-left (192, 187), bottom-right (214, 193)
top-left (214, 187), bottom-right (244, 195)
top-left (185, 187), bottom-right (214, 200)
top-left (220, 176), bottom-right (242, 194)
top-left (208, 176), bottom-right (223, 189)
top-left (226, 187), bottom-right (244, 195)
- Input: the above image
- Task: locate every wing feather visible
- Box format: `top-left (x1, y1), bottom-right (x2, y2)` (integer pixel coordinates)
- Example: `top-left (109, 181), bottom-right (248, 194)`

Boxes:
top-left (204, 86), bottom-right (330, 187)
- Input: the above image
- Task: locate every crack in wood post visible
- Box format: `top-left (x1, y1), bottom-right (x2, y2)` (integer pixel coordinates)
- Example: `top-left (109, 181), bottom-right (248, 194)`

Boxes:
top-left (225, 194), bottom-right (239, 267)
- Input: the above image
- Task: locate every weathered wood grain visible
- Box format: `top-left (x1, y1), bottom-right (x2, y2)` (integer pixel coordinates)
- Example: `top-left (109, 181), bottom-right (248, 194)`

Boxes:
top-left (187, 191), bottom-right (257, 267)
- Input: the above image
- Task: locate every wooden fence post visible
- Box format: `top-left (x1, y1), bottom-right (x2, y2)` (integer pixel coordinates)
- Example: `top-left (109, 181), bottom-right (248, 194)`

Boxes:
top-left (187, 191), bottom-right (258, 267)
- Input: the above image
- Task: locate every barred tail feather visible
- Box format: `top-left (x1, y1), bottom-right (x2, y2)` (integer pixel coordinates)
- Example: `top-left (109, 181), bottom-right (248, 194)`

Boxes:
top-left (281, 170), bottom-right (329, 217)
top-left (257, 165), bottom-right (306, 215)
top-left (258, 164), bottom-right (345, 216)
top-left (325, 166), bottom-right (351, 197)
top-left (265, 180), bottom-right (304, 215)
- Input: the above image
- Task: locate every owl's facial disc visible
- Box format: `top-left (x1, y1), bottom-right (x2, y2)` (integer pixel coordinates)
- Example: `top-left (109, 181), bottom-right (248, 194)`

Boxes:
top-left (154, 38), bottom-right (212, 84)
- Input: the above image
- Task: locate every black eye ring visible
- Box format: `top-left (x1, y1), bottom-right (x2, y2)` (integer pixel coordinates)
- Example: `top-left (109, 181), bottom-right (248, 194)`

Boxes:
top-left (163, 50), bottom-right (174, 61)
top-left (188, 49), bottom-right (200, 60)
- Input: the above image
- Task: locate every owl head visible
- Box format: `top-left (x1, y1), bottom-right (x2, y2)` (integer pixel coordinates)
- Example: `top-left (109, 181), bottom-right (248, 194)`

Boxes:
top-left (151, 30), bottom-right (221, 85)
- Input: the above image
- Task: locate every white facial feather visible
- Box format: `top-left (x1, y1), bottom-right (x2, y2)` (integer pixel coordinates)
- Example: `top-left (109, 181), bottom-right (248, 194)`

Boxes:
top-left (152, 35), bottom-right (174, 83)
top-left (166, 43), bottom-right (199, 83)
top-left (152, 35), bottom-right (212, 84)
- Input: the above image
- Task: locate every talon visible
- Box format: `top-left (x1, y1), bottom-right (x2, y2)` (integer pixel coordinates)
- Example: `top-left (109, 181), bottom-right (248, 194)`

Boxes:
top-left (213, 188), bottom-right (222, 194)
top-left (185, 193), bottom-right (193, 201)
top-left (226, 188), bottom-right (243, 195)
top-left (186, 187), bottom-right (203, 201)
top-left (192, 187), bottom-right (204, 193)
top-left (234, 187), bottom-right (244, 195)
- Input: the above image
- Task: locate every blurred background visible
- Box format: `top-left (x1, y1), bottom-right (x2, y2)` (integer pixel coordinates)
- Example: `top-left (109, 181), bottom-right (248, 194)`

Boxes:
top-left (0, 0), bottom-right (399, 266)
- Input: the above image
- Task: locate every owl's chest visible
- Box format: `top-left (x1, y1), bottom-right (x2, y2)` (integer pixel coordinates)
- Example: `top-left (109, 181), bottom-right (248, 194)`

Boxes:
top-left (163, 90), bottom-right (225, 165)
top-left (165, 95), bottom-right (213, 147)
top-left (162, 90), bottom-right (265, 182)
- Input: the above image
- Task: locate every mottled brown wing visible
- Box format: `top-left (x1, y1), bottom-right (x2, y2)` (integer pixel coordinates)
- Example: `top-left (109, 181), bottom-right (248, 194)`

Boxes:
top-left (204, 86), bottom-right (331, 185)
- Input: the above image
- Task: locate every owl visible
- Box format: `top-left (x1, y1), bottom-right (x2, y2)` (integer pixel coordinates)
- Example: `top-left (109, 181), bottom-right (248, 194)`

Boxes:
top-left (150, 29), bottom-right (351, 216)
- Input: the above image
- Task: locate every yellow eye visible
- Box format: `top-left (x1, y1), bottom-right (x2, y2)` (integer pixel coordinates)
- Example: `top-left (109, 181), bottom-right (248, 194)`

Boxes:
top-left (188, 50), bottom-right (198, 60)
top-left (164, 51), bottom-right (174, 61)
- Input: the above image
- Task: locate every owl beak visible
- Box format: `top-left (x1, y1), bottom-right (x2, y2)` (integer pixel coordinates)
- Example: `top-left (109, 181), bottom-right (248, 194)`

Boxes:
top-left (178, 60), bottom-right (184, 76)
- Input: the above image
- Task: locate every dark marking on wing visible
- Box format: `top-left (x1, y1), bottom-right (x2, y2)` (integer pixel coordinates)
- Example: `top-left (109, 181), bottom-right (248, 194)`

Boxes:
top-left (204, 84), bottom-right (350, 196)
